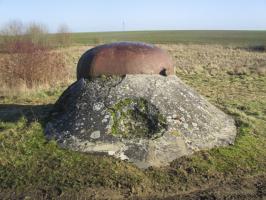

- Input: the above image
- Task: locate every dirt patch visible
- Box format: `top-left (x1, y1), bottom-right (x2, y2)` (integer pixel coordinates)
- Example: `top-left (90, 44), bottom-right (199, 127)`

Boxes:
top-left (136, 174), bottom-right (266, 200)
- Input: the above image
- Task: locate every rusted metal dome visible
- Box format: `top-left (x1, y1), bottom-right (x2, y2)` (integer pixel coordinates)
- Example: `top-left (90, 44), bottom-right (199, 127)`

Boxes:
top-left (77, 42), bottom-right (174, 79)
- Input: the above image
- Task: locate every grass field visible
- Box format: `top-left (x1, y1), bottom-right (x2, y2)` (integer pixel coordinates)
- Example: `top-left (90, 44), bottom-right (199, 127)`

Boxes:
top-left (68, 30), bottom-right (266, 46)
top-left (0, 33), bottom-right (266, 199)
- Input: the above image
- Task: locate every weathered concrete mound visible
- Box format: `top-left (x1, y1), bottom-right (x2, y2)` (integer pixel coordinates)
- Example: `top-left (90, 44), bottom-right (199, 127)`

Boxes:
top-left (77, 42), bottom-right (174, 79)
top-left (46, 75), bottom-right (236, 168)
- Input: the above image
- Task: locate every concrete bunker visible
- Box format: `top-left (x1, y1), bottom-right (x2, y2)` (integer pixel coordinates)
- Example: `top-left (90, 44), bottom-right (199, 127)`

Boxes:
top-left (46, 42), bottom-right (237, 168)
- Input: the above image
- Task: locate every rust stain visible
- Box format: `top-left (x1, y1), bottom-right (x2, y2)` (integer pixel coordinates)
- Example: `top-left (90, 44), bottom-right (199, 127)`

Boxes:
top-left (77, 42), bottom-right (174, 79)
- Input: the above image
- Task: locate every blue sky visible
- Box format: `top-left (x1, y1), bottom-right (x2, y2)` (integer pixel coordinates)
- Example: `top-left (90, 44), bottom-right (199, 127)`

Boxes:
top-left (0, 0), bottom-right (265, 32)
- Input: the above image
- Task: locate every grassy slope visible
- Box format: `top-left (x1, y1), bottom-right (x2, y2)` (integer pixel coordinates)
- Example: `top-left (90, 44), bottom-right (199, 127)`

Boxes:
top-left (68, 30), bottom-right (266, 46)
top-left (0, 72), bottom-right (265, 199)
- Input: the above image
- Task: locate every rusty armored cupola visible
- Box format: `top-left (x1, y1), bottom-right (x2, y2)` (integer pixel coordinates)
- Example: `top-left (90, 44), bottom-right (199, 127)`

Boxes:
top-left (77, 42), bottom-right (174, 79)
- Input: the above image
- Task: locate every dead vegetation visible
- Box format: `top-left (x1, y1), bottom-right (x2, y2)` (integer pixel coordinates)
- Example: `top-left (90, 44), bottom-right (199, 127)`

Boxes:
top-left (160, 44), bottom-right (266, 76)
top-left (0, 21), bottom-right (72, 95)
top-left (0, 43), bottom-right (70, 92)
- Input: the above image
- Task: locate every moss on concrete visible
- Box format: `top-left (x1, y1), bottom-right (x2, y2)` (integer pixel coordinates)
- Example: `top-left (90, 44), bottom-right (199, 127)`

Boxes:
top-left (108, 98), bottom-right (167, 139)
top-left (170, 130), bottom-right (181, 137)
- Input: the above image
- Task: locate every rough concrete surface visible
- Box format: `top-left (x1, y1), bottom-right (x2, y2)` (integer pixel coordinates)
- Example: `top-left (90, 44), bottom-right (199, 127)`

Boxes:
top-left (46, 75), bottom-right (236, 168)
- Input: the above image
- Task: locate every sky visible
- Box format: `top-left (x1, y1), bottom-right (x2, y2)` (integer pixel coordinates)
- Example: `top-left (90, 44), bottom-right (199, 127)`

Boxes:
top-left (0, 0), bottom-right (265, 32)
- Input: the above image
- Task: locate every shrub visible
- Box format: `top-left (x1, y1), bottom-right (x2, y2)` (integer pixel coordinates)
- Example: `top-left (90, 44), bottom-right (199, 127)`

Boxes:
top-left (24, 22), bottom-right (51, 48)
top-left (0, 20), bottom-right (25, 53)
top-left (0, 41), bottom-right (70, 90)
top-left (0, 21), bottom-right (71, 94)
top-left (56, 24), bottom-right (72, 47)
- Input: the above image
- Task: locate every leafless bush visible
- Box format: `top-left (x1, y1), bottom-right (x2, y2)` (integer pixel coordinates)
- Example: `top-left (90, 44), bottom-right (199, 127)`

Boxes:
top-left (56, 24), bottom-right (72, 47)
top-left (0, 20), bottom-right (25, 52)
top-left (25, 22), bottom-right (51, 48)
top-left (0, 41), bottom-right (70, 90)
top-left (0, 21), bottom-right (71, 94)
top-left (1, 21), bottom-right (52, 52)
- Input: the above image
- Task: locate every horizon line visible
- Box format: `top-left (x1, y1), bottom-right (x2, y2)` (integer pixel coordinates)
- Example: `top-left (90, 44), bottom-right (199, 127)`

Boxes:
top-left (62, 29), bottom-right (266, 34)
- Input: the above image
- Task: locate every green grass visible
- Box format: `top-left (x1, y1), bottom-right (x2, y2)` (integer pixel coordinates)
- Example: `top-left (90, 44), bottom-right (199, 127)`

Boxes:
top-left (175, 74), bottom-right (266, 173)
top-left (0, 119), bottom-right (149, 197)
top-left (0, 73), bottom-right (265, 198)
top-left (66, 30), bottom-right (266, 46)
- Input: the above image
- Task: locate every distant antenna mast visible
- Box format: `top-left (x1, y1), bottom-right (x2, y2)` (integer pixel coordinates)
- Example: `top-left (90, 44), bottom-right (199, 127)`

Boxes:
top-left (122, 20), bottom-right (126, 31)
